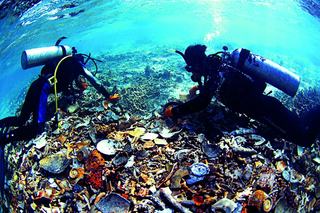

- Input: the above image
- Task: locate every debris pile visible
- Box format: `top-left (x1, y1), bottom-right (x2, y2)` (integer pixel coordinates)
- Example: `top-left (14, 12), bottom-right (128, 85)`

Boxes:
top-left (1, 50), bottom-right (320, 212)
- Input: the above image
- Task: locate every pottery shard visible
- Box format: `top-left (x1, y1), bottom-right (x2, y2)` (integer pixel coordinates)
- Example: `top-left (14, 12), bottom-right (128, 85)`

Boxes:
top-left (97, 139), bottom-right (121, 155)
top-left (95, 193), bottom-right (130, 213)
top-left (141, 132), bottom-right (158, 141)
top-left (154, 138), bottom-right (168, 145)
top-left (39, 152), bottom-right (70, 174)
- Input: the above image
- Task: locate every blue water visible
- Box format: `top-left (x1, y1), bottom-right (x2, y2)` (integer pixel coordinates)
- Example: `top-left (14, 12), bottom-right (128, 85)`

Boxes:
top-left (0, 0), bottom-right (319, 118)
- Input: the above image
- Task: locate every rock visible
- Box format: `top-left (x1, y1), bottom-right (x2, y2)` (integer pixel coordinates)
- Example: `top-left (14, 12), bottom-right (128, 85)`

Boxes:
top-left (186, 163), bottom-right (210, 185)
top-left (39, 151), bottom-right (70, 174)
top-left (67, 104), bottom-right (79, 113)
top-left (211, 198), bottom-right (237, 213)
top-left (112, 152), bottom-right (128, 167)
top-left (95, 193), bottom-right (130, 213)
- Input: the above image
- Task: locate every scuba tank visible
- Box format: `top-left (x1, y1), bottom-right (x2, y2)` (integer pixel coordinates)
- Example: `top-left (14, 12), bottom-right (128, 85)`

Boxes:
top-left (21, 45), bottom-right (72, 69)
top-left (21, 36), bottom-right (72, 70)
top-left (230, 48), bottom-right (300, 97)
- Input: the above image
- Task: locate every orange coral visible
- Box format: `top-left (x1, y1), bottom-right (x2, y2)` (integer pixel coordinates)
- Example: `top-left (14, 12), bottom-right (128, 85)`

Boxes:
top-left (192, 195), bottom-right (204, 206)
top-left (85, 150), bottom-right (106, 189)
top-left (85, 150), bottom-right (105, 171)
top-left (86, 169), bottom-right (104, 189)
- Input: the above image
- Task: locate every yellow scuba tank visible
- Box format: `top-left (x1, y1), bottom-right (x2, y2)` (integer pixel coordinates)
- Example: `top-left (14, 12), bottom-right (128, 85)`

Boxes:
top-left (230, 48), bottom-right (300, 97)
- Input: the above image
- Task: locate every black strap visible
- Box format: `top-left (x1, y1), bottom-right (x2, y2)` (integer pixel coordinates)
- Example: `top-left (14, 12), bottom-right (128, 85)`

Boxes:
top-left (60, 45), bottom-right (67, 56)
top-left (237, 49), bottom-right (250, 70)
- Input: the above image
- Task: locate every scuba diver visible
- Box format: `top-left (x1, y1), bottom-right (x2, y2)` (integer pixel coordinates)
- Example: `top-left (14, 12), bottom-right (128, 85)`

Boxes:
top-left (164, 44), bottom-right (320, 147)
top-left (0, 37), bottom-right (119, 146)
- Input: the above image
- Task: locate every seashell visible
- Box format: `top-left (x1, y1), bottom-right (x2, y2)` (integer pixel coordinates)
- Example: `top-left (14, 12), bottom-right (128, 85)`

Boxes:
top-left (211, 198), bottom-right (237, 213)
top-left (229, 128), bottom-right (256, 136)
top-left (33, 133), bottom-right (47, 149)
top-left (263, 198), bottom-right (273, 212)
top-left (297, 145), bottom-right (304, 156)
top-left (125, 156), bottom-right (135, 168)
top-left (69, 168), bottom-right (78, 179)
top-left (95, 193), bottom-right (131, 213)
top-left (313, 157), bottom-right (320, 164)
top-left (141, 132), bottom-right (158, 141)
top-left (112, 152), bottom-right (129, 167)
top-left (174, 149), bottom-right (191, 161)
top-left (128, 127), bottom-right (146, 138)
top-left (247, 190), bottom-right (273, 212)
top-left (75, 117), bottom-right (91, 129)
top-left (154, 138), bottom-right (168, 145)
top-left (275, 161), bottom-right (287, 172)
top-left (187, 163), bottom-right (210, 185)
top-left (76, 147), bottom-right (90, 162)
top-left (282, 167), bottom-right (303, 183)
top-left (143, 141), bottom-right (155, 149)
top-left (190, 163), bottom-right (210, 176)
top-left (250, 134), bottom-right (266, 146)
top-left (256, 173), bottom-right (276, 191)
top-left (97, 139), bottom-right (121, 156)
top-left (201, 141), bottom-right (221, 158)
top-left (39, 151), bottom-right (70, 174)
top-left (69, 167), bottom-right (85, 180)
top-left (159, 128), bottom-right (181, 139)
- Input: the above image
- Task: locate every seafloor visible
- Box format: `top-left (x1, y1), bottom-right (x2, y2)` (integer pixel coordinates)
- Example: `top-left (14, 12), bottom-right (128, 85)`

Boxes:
top-left (0, 48), bottom-right (320, 212)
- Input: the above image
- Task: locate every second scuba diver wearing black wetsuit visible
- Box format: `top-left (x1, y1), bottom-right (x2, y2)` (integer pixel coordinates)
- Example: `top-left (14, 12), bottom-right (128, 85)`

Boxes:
top-left (0, 54), bottom-right (111, 144)
top-left (171, 55), bottom-right (320, 147)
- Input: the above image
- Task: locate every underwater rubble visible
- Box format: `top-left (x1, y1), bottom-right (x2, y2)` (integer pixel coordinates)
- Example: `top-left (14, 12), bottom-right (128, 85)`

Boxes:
top-left (1, 50), bottom-right (320, 212)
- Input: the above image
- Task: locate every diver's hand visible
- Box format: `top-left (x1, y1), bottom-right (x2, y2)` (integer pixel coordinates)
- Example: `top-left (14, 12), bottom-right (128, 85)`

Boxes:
top-left (164, 105), bottom-right (174, 117)
top-left (108, 93), bottom-right (121, 103)
top-left (163, 102), bottom-right (180, 118)
top-left (189, 85), bottom-right (199, 98)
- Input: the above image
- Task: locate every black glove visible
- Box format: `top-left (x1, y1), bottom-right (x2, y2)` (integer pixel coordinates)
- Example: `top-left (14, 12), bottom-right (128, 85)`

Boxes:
top-left (162, 101), bottom-right (181, 118)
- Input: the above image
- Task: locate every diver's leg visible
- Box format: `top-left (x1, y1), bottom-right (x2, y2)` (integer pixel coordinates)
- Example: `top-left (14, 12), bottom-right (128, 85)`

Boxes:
top-left (248, 95), bottom-right (308, 146)
top-left (300, 105), bottom-right (320, 144)
top-left (0, 123), bottom-right (39, 145)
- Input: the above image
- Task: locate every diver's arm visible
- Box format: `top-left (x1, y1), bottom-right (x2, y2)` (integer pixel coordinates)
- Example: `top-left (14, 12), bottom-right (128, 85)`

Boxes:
top-left (81, 67), bottom-right (111, 99)
top-left (172, 79), bottom-right (216, 117)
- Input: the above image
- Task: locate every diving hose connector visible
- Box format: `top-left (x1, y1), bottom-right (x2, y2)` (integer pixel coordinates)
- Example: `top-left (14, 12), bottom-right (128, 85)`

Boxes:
top-left (21, 45), bottom-right (72, 69)
top-left (230, 48), bottom-right (300, 97)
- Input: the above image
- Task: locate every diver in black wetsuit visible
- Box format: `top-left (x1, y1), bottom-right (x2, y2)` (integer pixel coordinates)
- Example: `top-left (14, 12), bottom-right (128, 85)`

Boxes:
top-left (0, 52), bottom-right (119, 145)
top-left (164, 44), bottom-right (320, 147)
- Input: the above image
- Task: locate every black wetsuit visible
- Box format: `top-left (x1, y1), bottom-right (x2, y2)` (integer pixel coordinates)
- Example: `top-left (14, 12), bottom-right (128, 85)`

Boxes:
top-left (0, 76), bottom-right (50, 143)
top-left (172, 60), bottom-right (320, 147)
top-left (0, 55), bottom-right (110, 145)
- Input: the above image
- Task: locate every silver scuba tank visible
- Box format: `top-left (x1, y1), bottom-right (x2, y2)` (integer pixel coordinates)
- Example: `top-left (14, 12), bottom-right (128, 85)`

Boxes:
top-left (230, 48), bottom-right (300, 97)
top-left (21, 45), bottom-right (72, 69)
